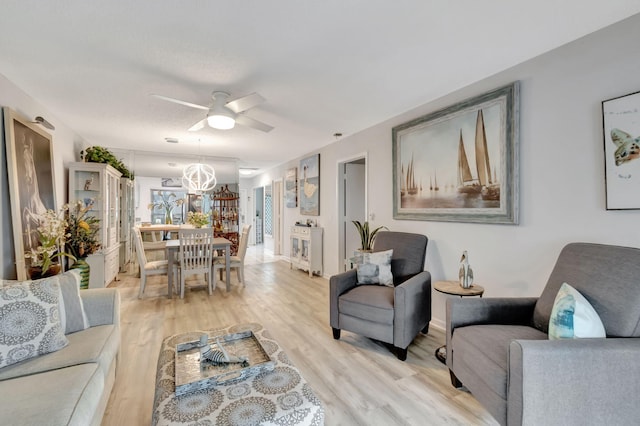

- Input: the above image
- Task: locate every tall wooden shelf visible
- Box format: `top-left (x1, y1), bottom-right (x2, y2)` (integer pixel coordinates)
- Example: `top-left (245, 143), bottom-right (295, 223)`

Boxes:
top-left (211, 185), bottom-right (239, 255)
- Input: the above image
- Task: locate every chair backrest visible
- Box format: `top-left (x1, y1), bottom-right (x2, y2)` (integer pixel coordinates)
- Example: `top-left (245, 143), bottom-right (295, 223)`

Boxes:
top-left (236, 225), bottom-right (252, 260)
top-left (132, 227), bottom-right (148, 266)
top-left (178, 228), bottom-right (214, 272)
top-left (533, 242), bottom-right (640, 337)
top-left (373, 231), bottom-right (428, 284)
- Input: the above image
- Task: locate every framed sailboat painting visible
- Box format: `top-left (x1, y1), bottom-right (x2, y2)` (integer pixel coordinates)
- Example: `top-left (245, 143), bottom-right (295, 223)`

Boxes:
top-left (392, 82), bottom-right (519, 224)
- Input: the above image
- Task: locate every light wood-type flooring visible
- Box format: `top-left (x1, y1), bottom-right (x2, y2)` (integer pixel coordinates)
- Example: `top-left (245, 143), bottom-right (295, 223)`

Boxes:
top-left (102, 251), bottom-right (498, 425)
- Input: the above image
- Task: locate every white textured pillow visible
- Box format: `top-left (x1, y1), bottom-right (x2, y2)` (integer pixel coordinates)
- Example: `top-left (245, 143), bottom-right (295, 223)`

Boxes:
top-left (356, 249), bottom-right (394, 286)
top-left (549, 282), bottom-right (606, 339)
top-left (57, 270), bottom-right (89, 334)
top-left (0, 277), bottom-right (69, 368)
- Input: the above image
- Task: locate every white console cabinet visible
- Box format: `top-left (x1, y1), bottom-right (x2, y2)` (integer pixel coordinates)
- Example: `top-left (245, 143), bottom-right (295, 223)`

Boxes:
top-left (290, 226), bottom-right (323, 277)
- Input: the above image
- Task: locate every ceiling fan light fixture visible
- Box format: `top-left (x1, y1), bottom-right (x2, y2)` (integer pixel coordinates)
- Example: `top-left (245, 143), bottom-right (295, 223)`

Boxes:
top-left (207, 111), bottom-right (235, 130)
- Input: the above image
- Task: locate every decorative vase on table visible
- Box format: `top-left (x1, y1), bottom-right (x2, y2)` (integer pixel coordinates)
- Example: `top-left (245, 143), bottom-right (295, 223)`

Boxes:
top-left (28, 263), bottom-right (62, 280)
top-left (70, 257), bottom-right (91, 289)
top-left (458, 250), bottom-right (474, 289)
top-left (165, 208), bottom-right (173, 224)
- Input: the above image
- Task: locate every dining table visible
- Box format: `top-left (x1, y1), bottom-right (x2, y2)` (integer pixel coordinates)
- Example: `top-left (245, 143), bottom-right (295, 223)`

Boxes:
top-left (165, 237), bottom-right (232, 296)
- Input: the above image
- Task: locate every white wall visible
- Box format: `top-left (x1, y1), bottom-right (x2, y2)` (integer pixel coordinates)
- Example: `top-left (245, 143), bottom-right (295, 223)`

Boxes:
top-left (1, 74), bottom-right (87, 278)
top-left (250, 14), bottom-right (640, 330)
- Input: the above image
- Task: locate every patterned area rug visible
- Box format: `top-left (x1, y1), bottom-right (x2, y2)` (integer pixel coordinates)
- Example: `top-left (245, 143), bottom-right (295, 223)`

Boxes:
top-left (152, 323), bottom-right (324, 426)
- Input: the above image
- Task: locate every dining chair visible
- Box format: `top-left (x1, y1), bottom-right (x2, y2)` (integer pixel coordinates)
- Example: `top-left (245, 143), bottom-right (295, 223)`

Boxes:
top-left (177, 228), bottom-right (215, 298)
top-left (132, 227), bottom-right (169, 298)
top-left (213, 224), bottom-right (252, 290)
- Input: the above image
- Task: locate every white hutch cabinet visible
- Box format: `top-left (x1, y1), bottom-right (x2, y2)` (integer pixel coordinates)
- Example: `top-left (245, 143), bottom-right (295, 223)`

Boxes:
top-left (119, 177), bottom-right (134, 272)
top-left (290, 226), bottom-right (323, 277)
top-left (68, 162), bottom-right (121, 288)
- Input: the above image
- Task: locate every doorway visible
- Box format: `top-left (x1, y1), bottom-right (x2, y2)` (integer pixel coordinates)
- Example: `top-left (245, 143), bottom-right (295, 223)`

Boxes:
top-left (253, 186), bottom-right (264, 245)
top-left (337, 154), bottom-right (367, 272)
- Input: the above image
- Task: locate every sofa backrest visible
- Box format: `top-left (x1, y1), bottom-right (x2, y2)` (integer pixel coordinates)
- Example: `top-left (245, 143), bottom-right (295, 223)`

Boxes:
top-left (533, 242), bottom-right (640, 337)
top-left (373, 231), bottom-right (428, 284)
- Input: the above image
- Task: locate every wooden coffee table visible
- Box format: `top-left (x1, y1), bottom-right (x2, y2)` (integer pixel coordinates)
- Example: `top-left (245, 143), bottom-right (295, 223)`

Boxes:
top-left (434, 280), bottom-right (485, 364)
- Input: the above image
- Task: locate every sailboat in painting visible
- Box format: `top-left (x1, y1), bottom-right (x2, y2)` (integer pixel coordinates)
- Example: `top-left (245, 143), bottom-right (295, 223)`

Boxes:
top-left (457, 110), bottom-right (500, 200)
top-left (403, 154), bottom-right (419, 195)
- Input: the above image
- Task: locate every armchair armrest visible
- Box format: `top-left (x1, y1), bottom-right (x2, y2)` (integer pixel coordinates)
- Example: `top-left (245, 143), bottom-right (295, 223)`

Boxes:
top-left (80, 288), bottom-right (120, 327)
top-left (446, 297), bottom-right (537, 364)
top-left (394, 271), bottom-right (432, 348)
top-left (508, 338), bottom-right (640, 425)
top-left (329, 269), bottom-right (358, 328)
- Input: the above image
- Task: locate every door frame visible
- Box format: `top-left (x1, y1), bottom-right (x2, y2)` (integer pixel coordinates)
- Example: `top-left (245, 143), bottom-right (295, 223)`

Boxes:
top-left (336, 152), bottom-right (368, 272)
top-left (272, 178), bottom-right (283, 255)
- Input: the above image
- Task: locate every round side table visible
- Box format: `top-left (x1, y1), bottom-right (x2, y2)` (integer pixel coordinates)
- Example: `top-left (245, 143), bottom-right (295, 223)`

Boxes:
top-left (434, 280), bottom-right (485, 364)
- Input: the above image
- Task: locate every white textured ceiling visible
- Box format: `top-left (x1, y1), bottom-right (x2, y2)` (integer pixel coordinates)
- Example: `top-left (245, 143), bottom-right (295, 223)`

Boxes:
top-left (1, 1), bottom-right (639, 179)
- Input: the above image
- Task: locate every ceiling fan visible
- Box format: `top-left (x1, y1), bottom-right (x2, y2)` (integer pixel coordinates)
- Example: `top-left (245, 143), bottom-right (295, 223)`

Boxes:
top-left (152, 91), bottom-right (274, 133)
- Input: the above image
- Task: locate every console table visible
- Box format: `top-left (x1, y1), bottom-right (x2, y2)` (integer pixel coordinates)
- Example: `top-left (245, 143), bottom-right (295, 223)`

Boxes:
top-left (152, 323), bottom-right (324, 425)
top-left (434, 280), bottom-right (485, 364)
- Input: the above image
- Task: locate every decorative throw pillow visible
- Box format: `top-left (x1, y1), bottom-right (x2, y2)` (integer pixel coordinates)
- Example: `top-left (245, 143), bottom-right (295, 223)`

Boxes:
top-left (356, 249), bottom-right (394, 286)
top-left (548, 282), bottom-right (606, 339)
top-left (0, 277), bottom-right (69, 368)
top-left (57, 270), bottom-right (89, 334)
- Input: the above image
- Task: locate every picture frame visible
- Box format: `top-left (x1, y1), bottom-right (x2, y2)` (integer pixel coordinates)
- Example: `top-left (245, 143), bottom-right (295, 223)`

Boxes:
top-left (392, 82), bottom-right (519, 224)
top-left (602, 90), bottom-right (640, 210)
top-left (161, 177), bottom-right (183, 187)
top-left (3, 107), bottom-right (57, 280)
top-left (285, 167), bottom-right (298, 208)
top-left (299, 154), bottom-right (320, 216)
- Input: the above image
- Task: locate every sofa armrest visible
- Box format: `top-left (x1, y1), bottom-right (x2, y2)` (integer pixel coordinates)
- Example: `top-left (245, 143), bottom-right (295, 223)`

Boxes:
top-left (446, 297), bottom-right (537, 364)
top-left (508, 338), bottom-right (640, 425)
top-left (329, 269), bottom-right (358, 328)
top-left (80, 288), bottom-right (120, 327)
top-left (394, 271), bottom-right (432, 348)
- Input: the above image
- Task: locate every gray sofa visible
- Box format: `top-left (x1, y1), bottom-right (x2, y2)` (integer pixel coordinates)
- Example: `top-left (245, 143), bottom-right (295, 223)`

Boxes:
top-left (330, 231), bottom-right (431, 360)
top-left (0, 274), bottom-right (120, 426)
top-left (446, 242), bottom-right (640, 425)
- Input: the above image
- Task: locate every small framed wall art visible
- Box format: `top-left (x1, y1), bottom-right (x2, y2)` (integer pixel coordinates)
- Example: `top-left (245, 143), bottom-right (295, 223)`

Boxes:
top-left (285, 167), bottom-right (298, 208)
top-left (602, 90), bottom-right (640, 210)
top-left (299, 154), bottom-right (320, 216)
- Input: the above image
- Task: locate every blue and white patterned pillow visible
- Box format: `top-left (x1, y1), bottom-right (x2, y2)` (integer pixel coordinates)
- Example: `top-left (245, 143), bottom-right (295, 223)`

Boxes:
top-left (356, 249), bottom-right (394, 286)
top-left (548, 282), bottom-right (606, 340)
top-left (0, 277), bottom-right (69, 368)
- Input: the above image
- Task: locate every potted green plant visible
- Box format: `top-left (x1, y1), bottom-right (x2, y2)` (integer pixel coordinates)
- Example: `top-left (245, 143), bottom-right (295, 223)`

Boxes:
top-left (66, 200), bottom-right (101, 289)
top-left (80, 146), bottom-right (134, 179)
top-left (352, 220), bottom-right (388, 252)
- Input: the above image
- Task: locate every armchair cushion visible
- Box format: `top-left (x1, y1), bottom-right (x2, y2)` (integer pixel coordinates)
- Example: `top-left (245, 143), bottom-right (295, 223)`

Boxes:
top-left (355, 249), bottom-right (393, 286)
top-left (548, 282), bottom-right (605, 339)
top-left (339, 285), bottom-right (394, 325)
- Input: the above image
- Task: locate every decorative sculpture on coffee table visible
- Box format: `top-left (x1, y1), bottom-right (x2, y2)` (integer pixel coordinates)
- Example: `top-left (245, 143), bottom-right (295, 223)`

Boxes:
top-left (458, 250), bottom-right (474, 289)
top-left (199, 334), bottom-right (248, 364)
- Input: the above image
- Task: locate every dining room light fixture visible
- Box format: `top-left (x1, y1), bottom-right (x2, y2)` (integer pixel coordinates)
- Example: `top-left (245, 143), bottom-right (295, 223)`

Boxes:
top-left (182, 162), bottom-right (217, 194)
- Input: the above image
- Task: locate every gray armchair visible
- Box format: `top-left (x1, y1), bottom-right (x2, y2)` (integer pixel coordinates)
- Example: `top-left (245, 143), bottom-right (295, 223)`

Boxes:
top-left (330, 231), bottom-right (431, 360)
top-left (447, 242), bottom-right (640, 425)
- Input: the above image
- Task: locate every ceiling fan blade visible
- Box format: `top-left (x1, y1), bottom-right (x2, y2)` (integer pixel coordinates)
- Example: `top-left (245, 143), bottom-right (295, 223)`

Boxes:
top-left (225, 93), bottom-right (265, 113)
top-left (235, 114), bottom-right (274, 133)
top-left (151, 94), bottom-right (209, 111)
top-left (188, 118), bottom-right (207, 132)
